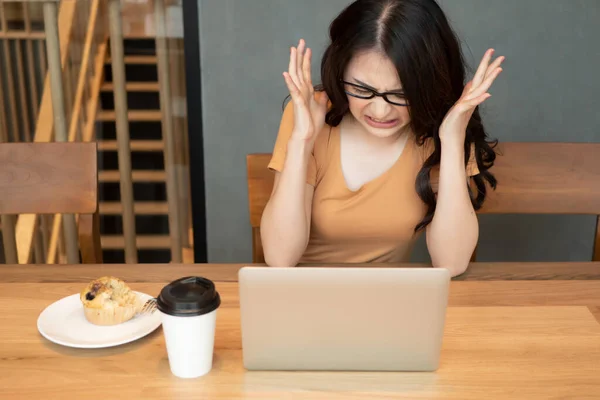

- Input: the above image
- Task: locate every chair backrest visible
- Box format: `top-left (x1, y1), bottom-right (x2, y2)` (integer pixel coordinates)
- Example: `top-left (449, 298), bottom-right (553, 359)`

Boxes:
top-left (0, 142), bottom-right (101, 264)
top-left (246, 142), bottom-right (600, 263)
top-left (478, 142), bottom-right (600, 262)
top-left (0, 142), bottom-right (97, 214)
top-left (479, 142), bottom-right (600, 216)
top-left (246, 153), bottom-right (274, 263)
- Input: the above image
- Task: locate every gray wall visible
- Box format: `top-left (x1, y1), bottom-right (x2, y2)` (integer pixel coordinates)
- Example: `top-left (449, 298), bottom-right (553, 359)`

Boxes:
top-left (196, 0), bottom-right (600, 263)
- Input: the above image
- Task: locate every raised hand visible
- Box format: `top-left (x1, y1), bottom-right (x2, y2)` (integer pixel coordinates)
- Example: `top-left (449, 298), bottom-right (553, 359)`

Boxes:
top-left (439, 48), bottom-right (505, 145)
top-left (283, 39), bottom-right (329, 146)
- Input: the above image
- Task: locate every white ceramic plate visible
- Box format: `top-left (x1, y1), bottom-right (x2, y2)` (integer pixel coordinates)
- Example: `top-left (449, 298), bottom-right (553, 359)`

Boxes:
top-left (37, 291), bottom-right (162, 348)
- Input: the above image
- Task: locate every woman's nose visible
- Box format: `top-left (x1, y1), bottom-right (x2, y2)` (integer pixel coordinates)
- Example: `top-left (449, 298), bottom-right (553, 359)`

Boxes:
top-left (369, 96), bottom-right (393, 118)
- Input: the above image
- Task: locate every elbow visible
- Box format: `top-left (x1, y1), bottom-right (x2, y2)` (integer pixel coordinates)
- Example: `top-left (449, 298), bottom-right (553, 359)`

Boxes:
top-left (432, 259), bottom-right (469, 278)
top-left (427, 226), bottom-right (477, 278)
top-left (428, 241), bottom-right (474, 278)
top-left (263, 252), bottom-right (299, 268)
top-left (429, 247), bottom-right (473, 277)
top-left (260, 217), bottom-right (305, 268)
top-left (261, 231), bottom-right (301, 268)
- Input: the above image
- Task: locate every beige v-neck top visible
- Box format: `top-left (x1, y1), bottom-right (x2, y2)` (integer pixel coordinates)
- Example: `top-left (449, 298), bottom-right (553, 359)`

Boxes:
top-left (268, 102), bottom-right (479, 263)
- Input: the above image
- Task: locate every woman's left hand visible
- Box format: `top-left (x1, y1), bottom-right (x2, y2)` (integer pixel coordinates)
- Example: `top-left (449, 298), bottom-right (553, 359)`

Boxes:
top-left (439, 48), bottom-right (505, 146)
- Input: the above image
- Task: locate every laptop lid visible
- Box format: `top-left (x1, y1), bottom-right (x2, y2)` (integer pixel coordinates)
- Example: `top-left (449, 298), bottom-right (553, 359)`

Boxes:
top-left (238, 267), bottom-right (450, 371)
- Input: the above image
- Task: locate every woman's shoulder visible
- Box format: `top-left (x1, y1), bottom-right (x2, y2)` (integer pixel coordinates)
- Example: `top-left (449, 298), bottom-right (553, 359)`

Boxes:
top-left (313, 123), bottom-right (336, 159)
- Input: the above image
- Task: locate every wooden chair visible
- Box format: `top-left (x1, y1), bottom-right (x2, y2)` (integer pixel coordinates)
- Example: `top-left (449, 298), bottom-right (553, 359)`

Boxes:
top-left (247, 142), bottom-right (600, 263)
top-left (472, 142), bottom-right (600, 261)
top-left (246, 154), bottom-right (274, 263)
top-left (0, 142), bottom-right (102, 264)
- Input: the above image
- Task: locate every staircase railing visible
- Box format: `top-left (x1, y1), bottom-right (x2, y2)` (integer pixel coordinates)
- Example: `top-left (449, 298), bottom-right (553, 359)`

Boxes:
top-left (1, 0), bottom-right (192, 264)
top-left (1, 0), bottom-right (107, 264)
top-left (44, 0), bottom-right (107, 264)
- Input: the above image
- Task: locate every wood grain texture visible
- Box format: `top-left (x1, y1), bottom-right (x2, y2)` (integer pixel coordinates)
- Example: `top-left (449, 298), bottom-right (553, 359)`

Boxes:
top-left (594, 216), bottom-right (600, 261)
top-left (78, 212), bottom-right (102, 263)
top-left (15, 213), bottom-right (37, 263)
top-left (589, 306), bottom-right (600, 326)
top-left (251, 226), bottom-right (264, 263)
top-left (452, 261), bottom-right (600, 280)
top-left (481, 142), bottom-right (600, 215)
top-left (246, 154), bottom-right (273, 263)
top-left (4, 279), bottom-right (600, 308)
top-left (0, 142), bottom-right (98, 214)
top-left (82, 41), bottom-right (106, 142)
top-left (4, 279), bottom-right (600, 307)
top-left (67, 0), bottom-right (99, 143)
top-left (2, 262), bottom-right (600, 283)
top-left (2, 37), bottom-right (19, 142)
top-left (1, 279), bottom-right (600, 399)
top-left (1, 214), bottom-right (17, 263)
top-left (34, 0), bottom-right (76, 143)
top-left (246, 153), bottom-right (273, 228)
top-left (15, 39), bottom-right (32, 141)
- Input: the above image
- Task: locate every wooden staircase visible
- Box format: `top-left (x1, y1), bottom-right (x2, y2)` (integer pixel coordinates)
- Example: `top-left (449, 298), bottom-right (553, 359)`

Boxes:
top-left (97, 38), bottom-right (175, 263)
top-left (0, 0), bottom-right (194, 265)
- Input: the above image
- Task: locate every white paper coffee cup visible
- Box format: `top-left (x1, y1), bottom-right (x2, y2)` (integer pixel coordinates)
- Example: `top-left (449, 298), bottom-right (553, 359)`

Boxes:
top-left (156, 277), bottom-right (221, 378)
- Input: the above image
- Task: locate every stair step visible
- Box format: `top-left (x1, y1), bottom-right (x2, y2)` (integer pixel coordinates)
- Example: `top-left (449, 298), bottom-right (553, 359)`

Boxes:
top-left (100, 202), bottom-right (169, 215)
top-left (123, 33), bottom-right (156, 40)
top-left (101, 235), bottom-right (171, 250)
top-left (106, 55), bottom-right (157, 64)
top-left (98, 140), bottom-right (164, 152)
top-left (98, 110), bottom-right (162, 121)
top-left (99, 170), bottom-right (166, 182)
top-left (101, 82), bottom-right (159, 92)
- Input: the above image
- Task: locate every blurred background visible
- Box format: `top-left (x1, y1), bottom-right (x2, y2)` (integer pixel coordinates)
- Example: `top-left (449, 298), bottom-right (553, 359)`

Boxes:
top-left (0, 0), bottom-right (598, 264)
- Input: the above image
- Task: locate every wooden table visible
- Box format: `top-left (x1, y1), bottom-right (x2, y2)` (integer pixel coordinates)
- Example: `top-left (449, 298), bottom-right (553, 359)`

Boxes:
top-left (2, 262), bottom-right (600, 399)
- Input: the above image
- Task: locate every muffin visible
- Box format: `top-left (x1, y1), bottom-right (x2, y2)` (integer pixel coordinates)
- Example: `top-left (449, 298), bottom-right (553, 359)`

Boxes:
top-left (80, 276), bottom-right (141, 325)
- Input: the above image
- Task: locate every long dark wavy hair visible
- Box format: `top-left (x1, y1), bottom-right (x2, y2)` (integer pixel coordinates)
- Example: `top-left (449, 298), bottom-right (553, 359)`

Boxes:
top-left (317, 0), bottom-right (498, 232)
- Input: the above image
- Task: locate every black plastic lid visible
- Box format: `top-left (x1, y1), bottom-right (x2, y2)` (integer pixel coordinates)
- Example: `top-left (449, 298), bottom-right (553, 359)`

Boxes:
top-left (156, 276), bottom-right (221, 317)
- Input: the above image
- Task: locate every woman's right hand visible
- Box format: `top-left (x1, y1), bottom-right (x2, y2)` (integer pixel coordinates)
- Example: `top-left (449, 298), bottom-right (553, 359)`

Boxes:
top-left (283, 39), bottom-right (329, 145)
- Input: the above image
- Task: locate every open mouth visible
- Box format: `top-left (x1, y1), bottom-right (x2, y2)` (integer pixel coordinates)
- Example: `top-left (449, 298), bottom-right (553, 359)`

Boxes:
top-left (365, 116), bottom-right (400, 128)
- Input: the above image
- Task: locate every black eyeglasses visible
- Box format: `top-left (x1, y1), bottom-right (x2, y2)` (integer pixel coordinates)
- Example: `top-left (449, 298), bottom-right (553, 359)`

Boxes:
top-left (342, 81), bottom-right (408, 107)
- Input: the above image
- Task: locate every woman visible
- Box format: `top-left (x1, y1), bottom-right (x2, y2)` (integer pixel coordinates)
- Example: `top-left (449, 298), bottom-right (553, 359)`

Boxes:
top-left (260, 0), bottom-right (502, 277)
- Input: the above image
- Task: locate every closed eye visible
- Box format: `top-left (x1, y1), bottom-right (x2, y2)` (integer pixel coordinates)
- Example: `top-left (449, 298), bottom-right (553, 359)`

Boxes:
top-left (353, 87), bottom-right (372, 94)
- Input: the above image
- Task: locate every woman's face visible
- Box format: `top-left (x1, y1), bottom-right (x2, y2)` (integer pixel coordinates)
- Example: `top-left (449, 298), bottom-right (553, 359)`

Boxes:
top-left (343, 50), bottom-right (411, 139)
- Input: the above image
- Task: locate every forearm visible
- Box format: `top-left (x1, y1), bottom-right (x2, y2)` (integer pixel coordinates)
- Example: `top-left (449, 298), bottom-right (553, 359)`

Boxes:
top-left (260, 139), bottom-right (312, 267)
top-left (426, 141), bottom-right (478, 276)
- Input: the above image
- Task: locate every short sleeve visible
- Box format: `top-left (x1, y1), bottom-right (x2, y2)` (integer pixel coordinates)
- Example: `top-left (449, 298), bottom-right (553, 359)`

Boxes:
top-left (267, 100), bottom-right (318, 186)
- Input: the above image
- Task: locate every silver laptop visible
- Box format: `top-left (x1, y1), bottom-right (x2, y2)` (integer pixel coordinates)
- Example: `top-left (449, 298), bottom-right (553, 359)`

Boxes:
top-left (238, 266), bottom-right (450, 371)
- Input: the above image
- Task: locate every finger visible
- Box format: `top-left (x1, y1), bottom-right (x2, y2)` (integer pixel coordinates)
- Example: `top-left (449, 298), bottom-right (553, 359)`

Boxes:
top-left (463, 93), bottom-right (491, 108)
top-left (288, 47), bottom-right (297, 79)
top-left (466, 67), bottom-right (502, 100)
top-left (483, 56), bottom-right (505, 81)
top-left (283, 72), bottom-right (303, 104)
top-left (288, 47), bottom-right (301, 88)
top-left (296, 39), bottom-right (306, 85)
top-left (460, 81), bottom-right (473, 98)
top-left (303, 47), bottom-right (313, 90)
top-left (472, 49), bottom-right (494, 88)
